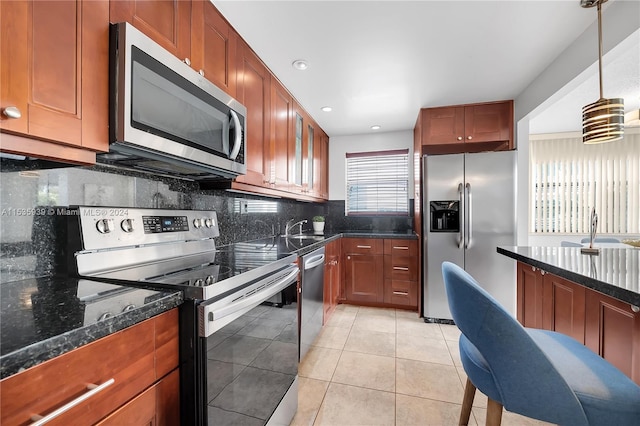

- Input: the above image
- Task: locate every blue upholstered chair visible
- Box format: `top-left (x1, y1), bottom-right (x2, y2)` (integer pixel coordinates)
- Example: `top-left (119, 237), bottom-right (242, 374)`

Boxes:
top-left (441, 261), bottom-right (640, 426)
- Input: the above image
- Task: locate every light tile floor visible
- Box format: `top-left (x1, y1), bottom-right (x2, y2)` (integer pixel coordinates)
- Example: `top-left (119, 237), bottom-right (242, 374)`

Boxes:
top-left (291, 304), bottom-right (555, 426)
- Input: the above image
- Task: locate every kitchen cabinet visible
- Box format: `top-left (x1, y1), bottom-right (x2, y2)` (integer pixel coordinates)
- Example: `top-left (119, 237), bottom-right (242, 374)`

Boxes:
top-left (417, 100), bottom-right (513, 154)
top-left (270, 77), bottom-right (294, 193)
top-left (0, 0), bottom-right (109, 164)
top-left (234, 39), bottom-right (271, 188)
top-left (516, 262), bottom-right (544, 329)
top-left (342, 238), bottom-right (419, 309)
top-left (343, 238), bottom-right (384, 304)
top-left (516, 261), bottom-right (640, 384)
top-left (190, 0), bottom-right (237, 97)
top-left (317, 129), bottom-right (330, 200)
top-left (109, 0), bottom-right (191, 62)
top-left (0, 309), bottom-right (179, 426)
top-left (585, 290), bottom-right (640, 384)
top-left (96, 368), bottom-right (179, 426)
top-left (542, 273), bottom-right (586, 344)
top-left (383, 239), bottom-right (419, 308)
top-left (517, 263), bottom-right (585, 343)
top-left (323, 239), bottom-right (342, 324)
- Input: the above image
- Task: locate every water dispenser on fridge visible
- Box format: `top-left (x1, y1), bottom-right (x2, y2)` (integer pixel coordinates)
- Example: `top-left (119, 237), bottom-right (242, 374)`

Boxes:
top-left (429, 201), bottom-right (459, 232)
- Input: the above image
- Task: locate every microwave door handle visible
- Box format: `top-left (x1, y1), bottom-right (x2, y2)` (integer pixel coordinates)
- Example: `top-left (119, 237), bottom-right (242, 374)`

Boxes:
top-left (228, 110), bottom-right (242, 161)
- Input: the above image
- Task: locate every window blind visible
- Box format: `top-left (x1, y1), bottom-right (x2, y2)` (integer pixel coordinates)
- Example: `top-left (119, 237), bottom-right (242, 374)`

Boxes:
top-left (530, 133), bottom-right (640, 234)
top-left (345, 149), bottom-right (409, 216)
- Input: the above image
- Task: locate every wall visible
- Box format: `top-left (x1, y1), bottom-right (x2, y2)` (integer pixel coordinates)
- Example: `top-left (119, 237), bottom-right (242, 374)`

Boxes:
top-left (328, 130), bottom-right (414, 200)
top-left (513, 0), bottom-right (640, 246)
top-left (0, 161), bottom-right (324, 284)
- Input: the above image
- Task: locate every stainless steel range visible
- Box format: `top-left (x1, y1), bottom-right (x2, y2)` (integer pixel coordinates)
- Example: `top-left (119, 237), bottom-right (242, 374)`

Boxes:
top-left (67, 206), bottom-right (299, 426)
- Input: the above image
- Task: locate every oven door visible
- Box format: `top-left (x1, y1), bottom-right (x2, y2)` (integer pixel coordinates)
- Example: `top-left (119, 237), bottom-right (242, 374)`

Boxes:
top-left (198, 265), bottom-right (299, 425)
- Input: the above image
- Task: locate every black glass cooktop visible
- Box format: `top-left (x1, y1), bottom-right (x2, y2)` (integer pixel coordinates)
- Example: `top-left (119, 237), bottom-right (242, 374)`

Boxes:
top-left (85, 238), bottom-right (297, 300)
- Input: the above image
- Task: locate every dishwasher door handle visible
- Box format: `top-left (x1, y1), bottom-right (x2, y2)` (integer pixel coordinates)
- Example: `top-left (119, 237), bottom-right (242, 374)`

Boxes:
top-left (304, 254), bottom-right (325, 270)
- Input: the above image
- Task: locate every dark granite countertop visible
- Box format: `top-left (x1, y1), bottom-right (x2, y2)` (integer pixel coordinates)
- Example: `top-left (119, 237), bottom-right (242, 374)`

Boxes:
top-left (246, 231), bottom-right (418, 256)
top-left (498, 246), bottom-right (640, 307)
top-left (0, 276), bottom-right (182, 379)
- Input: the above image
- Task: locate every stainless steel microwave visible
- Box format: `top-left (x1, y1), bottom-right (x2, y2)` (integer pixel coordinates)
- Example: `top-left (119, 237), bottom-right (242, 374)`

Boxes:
top-left (102, 22), bottom-right (246, 179)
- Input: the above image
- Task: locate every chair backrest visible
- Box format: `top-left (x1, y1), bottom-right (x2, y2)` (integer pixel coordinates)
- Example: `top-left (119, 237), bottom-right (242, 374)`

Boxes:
top-left (441, 262), bottom-right (588, 425)
top-left (580, 237), bottom-right (621, 243)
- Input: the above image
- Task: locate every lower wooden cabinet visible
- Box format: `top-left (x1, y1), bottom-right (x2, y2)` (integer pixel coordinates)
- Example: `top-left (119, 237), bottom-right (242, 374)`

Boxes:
top-left (585, 291), bottom-right (640, 384)
top-left (323, 239), bottom-right (341, 324)
top-left (516, 261), bottom-right (640, 384)
top-left (97, 368), bottom-right (180, 426)
top-left (342, 238), bottom-right (418, 310)
top-left (0, 309), bottom-right (179, 426)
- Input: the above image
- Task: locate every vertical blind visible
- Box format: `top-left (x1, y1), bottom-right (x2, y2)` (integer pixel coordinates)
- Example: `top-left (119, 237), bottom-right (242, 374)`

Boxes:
top-left (530, 133), bottom-right (640, 234)
top-left (345, 149), bottom-right (409, 215)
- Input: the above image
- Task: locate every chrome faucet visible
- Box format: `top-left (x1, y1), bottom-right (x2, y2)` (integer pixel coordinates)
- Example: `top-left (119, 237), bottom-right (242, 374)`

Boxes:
top-left (285, 219), bottom-right (307, 236)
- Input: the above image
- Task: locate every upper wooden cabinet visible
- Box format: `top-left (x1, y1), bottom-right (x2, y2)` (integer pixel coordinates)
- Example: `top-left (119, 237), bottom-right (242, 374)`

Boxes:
top-left (110, 0), bottom-right (191, 61)
top-left (0, 0), bottom-right (109, 164)
top-left (270, 77), bottom-right (294, 193)
top-left (234, 39), bottom-right (271, 187)
top-left (417, 100), bottom-right (513, 154)
top-left (190, 0), bottom-right (237, 96)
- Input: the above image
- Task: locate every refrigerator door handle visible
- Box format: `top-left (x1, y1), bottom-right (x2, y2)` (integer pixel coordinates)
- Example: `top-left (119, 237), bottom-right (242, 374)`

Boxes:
top-left (458, 183), bottom-right (464, 249)
top-left (465, 183), bottom-right (472, 249)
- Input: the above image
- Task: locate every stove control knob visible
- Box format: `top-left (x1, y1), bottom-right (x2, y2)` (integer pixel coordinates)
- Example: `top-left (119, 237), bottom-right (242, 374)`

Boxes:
top-left (204, 218), bottom-right (214, 228)
top-left (99, 312), bottom-right (113, 321)
top-left (120, 218), bottom-right (134, 233)
top-left (122, 304), bottom-right (136, 312)
top-left (205, 275), bottom-right (214, 285)
top-left (194, 279), bottom-right (204, 286)
top-left (96, 219), bottom-right (114, 234)
top-left (193, 218), bottom-right (202, 228)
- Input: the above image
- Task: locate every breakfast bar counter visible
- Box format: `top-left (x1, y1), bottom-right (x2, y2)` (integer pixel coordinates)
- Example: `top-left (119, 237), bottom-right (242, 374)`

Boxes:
top-left (497, 245), bottom-right (640, 306)
top-left (498, 245), bottom-right (640, 384)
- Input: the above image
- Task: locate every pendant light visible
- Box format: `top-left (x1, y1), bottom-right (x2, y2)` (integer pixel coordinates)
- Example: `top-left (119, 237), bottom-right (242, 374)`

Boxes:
top-left (581, 0), bottom-right (624, 144)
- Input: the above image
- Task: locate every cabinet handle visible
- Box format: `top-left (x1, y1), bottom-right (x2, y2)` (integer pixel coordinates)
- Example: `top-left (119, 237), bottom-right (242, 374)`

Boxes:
top-left (531, 266), bottom-right (536, 272)
top-left (2, 106), bottom-right (21, 119)
top-left (356, 245), bottom-right (371, 249)
top-left (183, 57), bottom-right (191, 66)
top-left (393, 246), bottom-right (409, 250)
top-left (30, 378), bottom-right (115, 425)
top-left (393, 291), bottom-right (409, 296)
top-left (540, 270), bottom-right (546, 276)
top-left (393, 266), bottom-right (409, 271)
top-left (199, 69), bottom-right (205, 76)
top-left (457, 136), bottom-right (463, 141)
top-left (631, 305), bottom-right (639, 313)
top-left (467, 136), bottom-right (472, 140)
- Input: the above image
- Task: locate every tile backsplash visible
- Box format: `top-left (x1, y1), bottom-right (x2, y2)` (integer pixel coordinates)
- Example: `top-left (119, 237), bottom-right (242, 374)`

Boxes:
top-left (0, 161), bottom-right (412, 283)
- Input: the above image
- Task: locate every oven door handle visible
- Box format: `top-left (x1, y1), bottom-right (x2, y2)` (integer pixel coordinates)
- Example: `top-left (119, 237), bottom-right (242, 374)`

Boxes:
top-left (198, 266), bottom-right (299, 337)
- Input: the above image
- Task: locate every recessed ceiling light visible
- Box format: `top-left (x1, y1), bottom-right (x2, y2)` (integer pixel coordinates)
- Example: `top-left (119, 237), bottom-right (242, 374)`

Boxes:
top-left (371, 125), bottom-right (381, 130)
top-left (292, 59), bottom-right (309, 71)
top-left (321, 106), bottom-right (332, 112)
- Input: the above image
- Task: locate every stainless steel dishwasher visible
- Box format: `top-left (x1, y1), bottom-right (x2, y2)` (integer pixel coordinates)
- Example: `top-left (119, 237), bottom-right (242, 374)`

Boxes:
top-left (300, 246), bottom-right (325, 360)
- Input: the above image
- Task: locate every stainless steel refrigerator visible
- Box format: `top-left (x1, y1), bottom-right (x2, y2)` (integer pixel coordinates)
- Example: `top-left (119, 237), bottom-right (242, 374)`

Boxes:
top-left (422, 151), bottom-right (516, 321)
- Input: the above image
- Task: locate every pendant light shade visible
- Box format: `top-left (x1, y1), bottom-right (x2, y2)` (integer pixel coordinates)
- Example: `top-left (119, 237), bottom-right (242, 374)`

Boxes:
top-left (580, 0), bottom-right (624, 144)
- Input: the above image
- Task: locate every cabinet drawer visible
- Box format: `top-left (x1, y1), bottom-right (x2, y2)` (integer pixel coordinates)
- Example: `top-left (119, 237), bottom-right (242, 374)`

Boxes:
top-left (0, 309), bottom-right (178, 426)
top-left (383, 279), bottom-right (417, 307)
top-left (384, 255), bottom-right (418, 281)
top-left (383, 239), bottom-right (418, 256)
top-left (342, 238), bottom-right (383, 255)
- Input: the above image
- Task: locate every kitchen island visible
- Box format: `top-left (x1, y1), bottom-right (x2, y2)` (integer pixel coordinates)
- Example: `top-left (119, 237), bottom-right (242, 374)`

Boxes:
top-left (498, 245), bottom-right (639, 384)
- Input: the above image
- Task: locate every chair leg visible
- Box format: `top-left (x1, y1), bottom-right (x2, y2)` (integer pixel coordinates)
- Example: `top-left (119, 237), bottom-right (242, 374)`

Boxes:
top-left (459, 377), bottom-right (476, 426)
top-left (486, 397), bottom-right (503, 426)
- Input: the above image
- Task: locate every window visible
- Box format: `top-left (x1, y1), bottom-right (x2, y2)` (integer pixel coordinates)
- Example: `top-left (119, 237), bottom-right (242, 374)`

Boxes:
top-left (345, 149), bottom-right (409, 216)
top-left (529, 133), bottom-right (639, 234)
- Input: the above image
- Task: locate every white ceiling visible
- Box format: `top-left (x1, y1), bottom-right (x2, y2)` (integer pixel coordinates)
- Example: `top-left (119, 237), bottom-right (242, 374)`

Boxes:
top-left (213, 0), bottom-right (639, 137)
